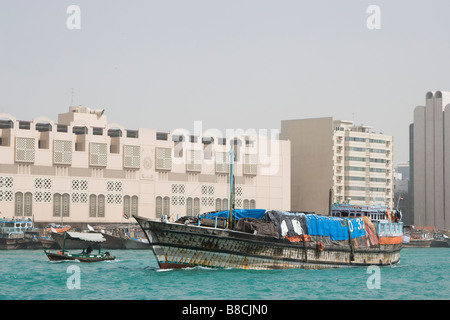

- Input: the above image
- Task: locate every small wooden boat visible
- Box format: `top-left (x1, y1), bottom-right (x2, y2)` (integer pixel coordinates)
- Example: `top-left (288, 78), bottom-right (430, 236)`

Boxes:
top-left (44, 231), bottom-right (115, 262)
top-left (45, 250), bottom-right (115, 262)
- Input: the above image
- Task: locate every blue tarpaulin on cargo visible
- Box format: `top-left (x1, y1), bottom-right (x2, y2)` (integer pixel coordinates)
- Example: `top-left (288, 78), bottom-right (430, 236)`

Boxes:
top-left (304, 214), bottom-right (366, 240)
top-left (200, 209), bottom-right (267, 221)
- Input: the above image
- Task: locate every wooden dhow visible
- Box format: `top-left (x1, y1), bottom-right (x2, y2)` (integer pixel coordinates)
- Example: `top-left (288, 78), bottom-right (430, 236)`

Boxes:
top-left (134, 149), bottom-right (403, 270)
top-left (134, 209), bottom-right (403, 270)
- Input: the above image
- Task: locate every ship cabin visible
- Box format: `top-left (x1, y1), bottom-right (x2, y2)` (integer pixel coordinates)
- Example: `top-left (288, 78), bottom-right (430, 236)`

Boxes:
top-left (330, 203), bottom-right (403, 238)
top-left (0, 218), bottom-right (34, 238)
top-left (330, 203), bottom-right (395, 222)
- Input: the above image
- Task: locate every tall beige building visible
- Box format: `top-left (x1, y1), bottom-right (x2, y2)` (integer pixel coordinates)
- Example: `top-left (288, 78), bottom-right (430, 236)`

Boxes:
top-left (0, 106), bottom-right (290, 227)
top-left (412, 91), bottom-right (450, 229)
top-left (280, 117), bottom-right (394, 215)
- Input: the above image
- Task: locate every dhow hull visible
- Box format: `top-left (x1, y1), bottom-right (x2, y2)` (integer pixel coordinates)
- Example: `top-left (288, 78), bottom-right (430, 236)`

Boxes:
top-left (134, 216), bottom-right (402, 270)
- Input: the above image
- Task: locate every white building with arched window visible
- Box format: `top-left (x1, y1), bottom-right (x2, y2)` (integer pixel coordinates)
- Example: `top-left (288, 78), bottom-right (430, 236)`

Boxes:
top-left (0, 106), bottom-right (290, 227)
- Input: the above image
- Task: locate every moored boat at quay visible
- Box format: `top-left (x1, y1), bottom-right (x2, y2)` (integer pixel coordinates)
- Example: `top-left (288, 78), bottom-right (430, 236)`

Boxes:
top-left (0, 218), bottom-right (35, 250)
top-left (50, 224), bottom-right (149, 250)
top-left (134, 208), bottom-right (403, 270)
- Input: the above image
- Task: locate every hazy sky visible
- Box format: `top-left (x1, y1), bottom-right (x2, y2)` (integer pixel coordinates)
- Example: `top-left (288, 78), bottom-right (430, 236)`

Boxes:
top-left (2, 0), bottom-right (450, 164)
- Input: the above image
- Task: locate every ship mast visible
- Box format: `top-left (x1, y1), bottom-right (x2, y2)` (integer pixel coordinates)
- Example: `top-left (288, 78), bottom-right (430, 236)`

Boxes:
top-left (227, 148), bottom-right (235, 229)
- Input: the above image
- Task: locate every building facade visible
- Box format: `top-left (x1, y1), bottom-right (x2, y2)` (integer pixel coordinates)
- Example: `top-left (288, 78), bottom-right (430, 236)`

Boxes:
top-left (394, 162), bottom-right (411, 226)
top-left (412, 91), bottom-right (450, 229)
top-left (280, 117), bottom-right (394, 215)
top-left (0, 106), bottom-right (290, 226)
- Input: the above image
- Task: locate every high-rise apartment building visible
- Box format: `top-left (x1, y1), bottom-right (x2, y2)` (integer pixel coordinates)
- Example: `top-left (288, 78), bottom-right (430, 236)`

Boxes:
top-left (412, 91), bottom-right (450, 229)
top-left (0, 106), bottom-right (290, 227)
top-left (281, 117), bottom-right (394, 215)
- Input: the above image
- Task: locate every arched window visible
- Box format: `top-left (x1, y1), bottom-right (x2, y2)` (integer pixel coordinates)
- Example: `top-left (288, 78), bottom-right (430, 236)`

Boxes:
top-left (62, 193), bottom-right (70, 217)
top-left (53, 193), bottom-right (61, 217)
top-left (222, 199), bottom-right (228, 211)
top-left (156, 196), bottom-right (162, 218)
top-left (243, 199), bottom-right (249, 209)
top-left (90, 194), bottom-right (97, 217)
top-left (15, 192), bottom-right (23, 216)
top-left (123, 195), bottom-right (131, 218)
top-left (193, 197), bottom-right (200, 216)
top-left (24, 192), bottom-right (32, 216)
top-left (131, 196), bottom-right (138, 216)
top-left (97, 195), bottom-right (105, 217)
top-left (186, 197), bottom-right (193, 216)
top-left (215, 198), bottom-right (222, 212)
top-left (163, 196), bottom-right (170, 216)
top-left (250, 199), bottom-right (256, 209)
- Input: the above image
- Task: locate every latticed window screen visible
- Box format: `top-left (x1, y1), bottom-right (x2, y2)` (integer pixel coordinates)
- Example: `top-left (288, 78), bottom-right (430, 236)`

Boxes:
top-left (170, 184), bottom-right (185, 207)
top-left (71, 179), bottom-right (88, 204)
top-left (171, 196), bottom-right (185, 206)
top-left (15, 137), bottom-right (35, 163)
top-left (171, 184), bottom-right (186, 194)
top-left (244, 154), bottom-right (257, 175)
top-left (106, 181), bottom-right (122, 192)
top-left (201, 197), bottom-right (214, 207)
top-left (106, 180), bottom-right (122, 205)
top-left (54, 140), bottom-right (72, 165)
top-left (186, 149), bottom-right (202, 172)
top-left (35, 192), bottom-right (51, 203)
top-left (0, 177), bottom-right (14, 189)
top-left (124, 145), bottom-right (140, 168)
top-left (0, 177), bottom-right (13, 202)
top-left (156, 147), bottom-right (172, 170)
top-left (35, 178), bottom-right (52, 189)
top-left (215, 151), bottom-right (229, 173)
top-left (201, 185), bottom-right (214, 195)
top-left (90, 142), bottom-right (107, 166)
top-left (34, 178), bottom-right (52, 203)
top-left (0, 190), bottom-right (13, 202)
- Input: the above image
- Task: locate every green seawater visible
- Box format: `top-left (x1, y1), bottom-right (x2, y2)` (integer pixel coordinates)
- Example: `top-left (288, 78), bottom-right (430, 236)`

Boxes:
top-left (0, 248), bottom-right (448, 300)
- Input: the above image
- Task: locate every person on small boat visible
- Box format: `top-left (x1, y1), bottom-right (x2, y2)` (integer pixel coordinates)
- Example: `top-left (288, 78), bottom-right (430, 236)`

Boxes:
top-left (86, 245), bottom-right (93, 255)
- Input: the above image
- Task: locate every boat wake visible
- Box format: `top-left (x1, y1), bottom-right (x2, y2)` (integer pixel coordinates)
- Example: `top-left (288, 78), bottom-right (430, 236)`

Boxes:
top-left (153, 265), bottom-right (221, 272)
top-left (48, 259), bottom-right (81, 263)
